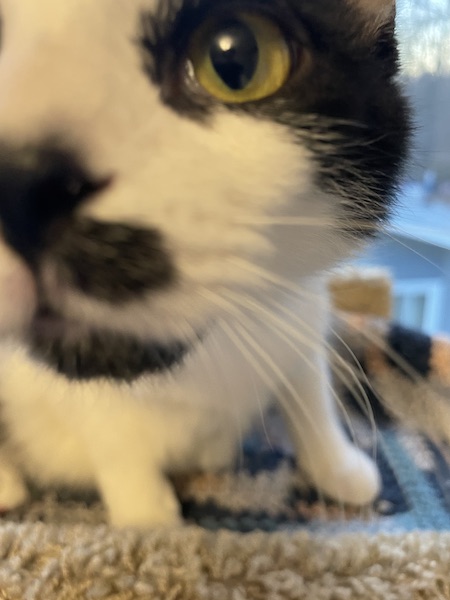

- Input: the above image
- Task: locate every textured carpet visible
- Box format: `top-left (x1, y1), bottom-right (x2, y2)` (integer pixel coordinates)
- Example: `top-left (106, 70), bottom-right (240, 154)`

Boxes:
top-left (1, 317), bottom-right (450, 599)
top-left (0, 525), bottom-right (449, 599)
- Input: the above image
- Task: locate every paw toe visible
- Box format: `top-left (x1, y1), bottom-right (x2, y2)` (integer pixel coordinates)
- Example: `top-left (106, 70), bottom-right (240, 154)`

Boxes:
top-left (304, 448), bottom-right (381, 507)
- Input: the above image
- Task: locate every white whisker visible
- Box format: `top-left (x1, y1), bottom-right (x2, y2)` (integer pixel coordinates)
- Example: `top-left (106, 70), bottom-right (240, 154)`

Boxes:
top-left (226, 259), bottom-right (379, 447)
top-left (384, 229), bottom-right (446, 274)
top-left (217, 317), bottom-right (330, 515)
top-left (338, 313), bottom-right (425, 386)
top-left (233, 216), bottom-right (381, 231)
top-left (202, 288), bottom-right (340, 511)
top-left (221, 289), bottom-right (367, 463)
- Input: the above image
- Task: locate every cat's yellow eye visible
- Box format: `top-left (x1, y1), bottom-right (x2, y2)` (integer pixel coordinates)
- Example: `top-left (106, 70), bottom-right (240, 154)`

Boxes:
top-left (188, 13), bottom-right (292, 103)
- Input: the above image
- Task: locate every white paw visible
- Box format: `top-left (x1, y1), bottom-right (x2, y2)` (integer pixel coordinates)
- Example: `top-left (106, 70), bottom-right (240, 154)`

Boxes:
top-left (110, 501), bottom-right (182, 529)
top-left (107, 478), bottom-right (182, 529)
top-left (0, 462), bottom-right (29, 512)
top-left (302, 445), bottom-right (381, 506)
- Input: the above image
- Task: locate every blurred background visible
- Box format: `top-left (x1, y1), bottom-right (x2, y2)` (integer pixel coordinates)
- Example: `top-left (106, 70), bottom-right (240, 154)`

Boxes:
top-left (355, 0), bottom-right (450, 334)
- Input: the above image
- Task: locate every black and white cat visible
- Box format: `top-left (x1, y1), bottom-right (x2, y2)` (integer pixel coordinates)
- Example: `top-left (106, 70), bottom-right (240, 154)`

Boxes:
top-left (0, 0), bottom-right (410, 526)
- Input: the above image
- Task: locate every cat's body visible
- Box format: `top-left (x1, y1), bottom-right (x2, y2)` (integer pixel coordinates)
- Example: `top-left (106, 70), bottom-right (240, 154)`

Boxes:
top-left (0, 0), bottom-right (409, 526)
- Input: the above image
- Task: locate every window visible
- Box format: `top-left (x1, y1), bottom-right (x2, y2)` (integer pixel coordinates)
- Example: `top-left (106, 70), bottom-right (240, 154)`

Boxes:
top-left (393, 279), bottom-right (444, 333)
top-left (356, 0), bottom-right (450, 334)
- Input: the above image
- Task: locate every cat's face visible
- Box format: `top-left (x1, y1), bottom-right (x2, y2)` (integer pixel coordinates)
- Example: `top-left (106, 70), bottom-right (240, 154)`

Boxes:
top-left (0, 0), bottom-right (409, 380)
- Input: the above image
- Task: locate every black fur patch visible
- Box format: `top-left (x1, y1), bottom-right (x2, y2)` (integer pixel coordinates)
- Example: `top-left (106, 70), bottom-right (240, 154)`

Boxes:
top-left (386, 324), bottom-right (432, 379)
top-left (29, 313), bottom-right (190, 381)
top-left (0, 144), bottom-right (108, 263)
top-left (47, 218), bottom-right (176, 303)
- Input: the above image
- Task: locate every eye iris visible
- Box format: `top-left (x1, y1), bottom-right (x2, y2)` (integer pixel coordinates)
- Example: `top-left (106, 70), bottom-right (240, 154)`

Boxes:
top-left (189, 13), bottom-right (292, 103)
top-left (209, 20), bottom-right (258, 91)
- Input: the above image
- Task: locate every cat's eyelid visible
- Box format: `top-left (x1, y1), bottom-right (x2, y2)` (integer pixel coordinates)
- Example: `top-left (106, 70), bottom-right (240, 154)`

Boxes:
top-left (140, 0), bottom-right (309, 58)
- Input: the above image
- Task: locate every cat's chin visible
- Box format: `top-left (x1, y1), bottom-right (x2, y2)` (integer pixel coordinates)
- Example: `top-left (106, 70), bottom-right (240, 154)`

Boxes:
top-left (25, 308), bottom-right (192, 382)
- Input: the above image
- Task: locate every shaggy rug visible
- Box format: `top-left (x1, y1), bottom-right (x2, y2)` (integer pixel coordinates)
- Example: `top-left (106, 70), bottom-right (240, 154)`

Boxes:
top-left (0, 525), bottom-right (449, 599)
top-left (1, 315), bottom-right (450, 599)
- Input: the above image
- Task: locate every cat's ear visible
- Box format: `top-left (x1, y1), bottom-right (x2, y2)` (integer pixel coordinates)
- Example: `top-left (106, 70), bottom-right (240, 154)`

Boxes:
top-left (350, 0), bottom-right (395, 32)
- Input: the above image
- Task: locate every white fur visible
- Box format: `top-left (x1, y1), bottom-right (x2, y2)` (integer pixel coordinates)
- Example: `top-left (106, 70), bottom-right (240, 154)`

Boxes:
top-left (0, 0), bottom-right (381, 526)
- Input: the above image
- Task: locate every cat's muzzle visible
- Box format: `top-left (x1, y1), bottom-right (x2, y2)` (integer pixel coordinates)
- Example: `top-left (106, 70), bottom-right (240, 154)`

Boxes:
top-left (0, 142), bottom-right (188, 380)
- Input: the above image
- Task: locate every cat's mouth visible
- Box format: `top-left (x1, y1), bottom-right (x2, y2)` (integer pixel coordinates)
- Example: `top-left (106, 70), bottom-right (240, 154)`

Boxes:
top-left (26, 307), bottom-right (191, 382)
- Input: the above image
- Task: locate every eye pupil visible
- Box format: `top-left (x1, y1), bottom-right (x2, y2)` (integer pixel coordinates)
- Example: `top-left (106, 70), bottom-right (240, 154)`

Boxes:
top-left (209, 20), bottom-right (259, 90)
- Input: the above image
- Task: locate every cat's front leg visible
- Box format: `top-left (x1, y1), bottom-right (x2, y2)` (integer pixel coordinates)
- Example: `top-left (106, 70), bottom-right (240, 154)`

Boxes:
top-left (279, 344), bottom-right (381, 506)
top-left (79, 406), bottom-right (182, 528)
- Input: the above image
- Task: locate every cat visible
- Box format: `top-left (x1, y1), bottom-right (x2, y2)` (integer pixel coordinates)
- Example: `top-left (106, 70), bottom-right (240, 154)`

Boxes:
top-left (0, 0), bottom-right (410, 527)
